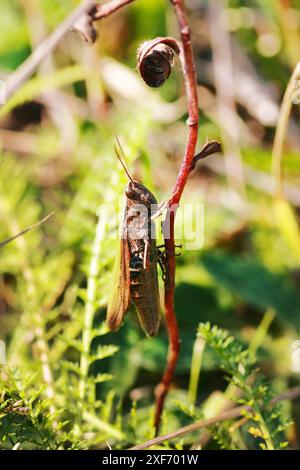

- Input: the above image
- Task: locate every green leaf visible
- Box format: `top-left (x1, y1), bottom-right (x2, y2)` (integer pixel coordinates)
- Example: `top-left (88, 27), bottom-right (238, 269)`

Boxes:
top-left (60, 361), bottom-right (81, 376)
top-left (201, 250), bottom-right (300, 327)
top-left (91, 345), bottom-right (119, 362)
top-left (88, 373), bottom-right (113, 384)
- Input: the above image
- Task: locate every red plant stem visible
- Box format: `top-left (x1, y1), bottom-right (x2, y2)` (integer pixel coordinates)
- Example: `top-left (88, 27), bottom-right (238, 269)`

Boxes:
top-left (168, 1), bottom-right (199, 207)
top-left (154, 207), bottom-right (178, 429)
top-left (154, 0), bottom-right (199, 430)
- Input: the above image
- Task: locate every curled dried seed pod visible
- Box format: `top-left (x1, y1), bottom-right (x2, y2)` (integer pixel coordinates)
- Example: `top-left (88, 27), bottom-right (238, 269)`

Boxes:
top-left (137, 37), bottom-right (180, 88)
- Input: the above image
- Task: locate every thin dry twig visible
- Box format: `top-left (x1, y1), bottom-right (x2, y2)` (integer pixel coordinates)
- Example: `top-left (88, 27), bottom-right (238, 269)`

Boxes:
top-left (131, 406), bottom-right (251, 450)
top-left (4, 0), bottom-right (95, 100)
top-left (73, 0), bottom-right (135, 44)
top-left (129, 386), bottom-right (300, 450)
top-left (0, 212), bottom-right (54, 249)
top-left (197, 384), bottom-right (300, 449)
top-left (4, 0), bottom-right (134, 101)
top-left (94, 0), bottom-right (134, 19)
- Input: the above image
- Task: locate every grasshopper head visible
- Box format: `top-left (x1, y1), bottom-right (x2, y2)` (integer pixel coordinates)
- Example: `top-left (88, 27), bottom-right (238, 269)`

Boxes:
top-left (125, 181), bottom-right (157, 207)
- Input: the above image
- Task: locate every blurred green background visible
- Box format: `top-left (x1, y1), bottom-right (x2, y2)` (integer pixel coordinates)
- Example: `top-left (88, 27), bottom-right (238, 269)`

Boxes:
top-left (1, 0), bottom-right (300, 450)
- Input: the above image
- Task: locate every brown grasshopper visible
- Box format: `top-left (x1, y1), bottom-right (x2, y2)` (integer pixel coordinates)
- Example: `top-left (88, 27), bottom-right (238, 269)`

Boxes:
top-left (106, 141), bottom-right (161, 337)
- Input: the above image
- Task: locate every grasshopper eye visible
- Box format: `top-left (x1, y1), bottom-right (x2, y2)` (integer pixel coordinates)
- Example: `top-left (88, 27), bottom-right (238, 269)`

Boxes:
top-left (125, 181), bottom-right (138, 199)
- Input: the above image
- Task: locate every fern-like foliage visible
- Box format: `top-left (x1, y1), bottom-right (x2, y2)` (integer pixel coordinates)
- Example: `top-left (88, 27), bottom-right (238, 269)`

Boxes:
top-left (198, 323), bottom-right (290, 450)
top-left (0, 367), bottom-right (63, 449)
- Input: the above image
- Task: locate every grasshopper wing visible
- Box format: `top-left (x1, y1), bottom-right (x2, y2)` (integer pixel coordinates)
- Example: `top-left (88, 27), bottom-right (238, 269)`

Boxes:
top-left (106, 237), bottom-right (131, 331)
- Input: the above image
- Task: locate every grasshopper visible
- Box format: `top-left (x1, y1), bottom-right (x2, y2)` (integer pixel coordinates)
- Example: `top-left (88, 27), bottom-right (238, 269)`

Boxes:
top-left (106, 141), bottom-right (161, 337)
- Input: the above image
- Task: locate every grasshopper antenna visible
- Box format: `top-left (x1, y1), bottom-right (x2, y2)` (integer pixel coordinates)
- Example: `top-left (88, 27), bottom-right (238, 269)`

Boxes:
top-left (114, 136), bottom-right (134, 183)
top-left (114, 145), bottom-right (134, 183)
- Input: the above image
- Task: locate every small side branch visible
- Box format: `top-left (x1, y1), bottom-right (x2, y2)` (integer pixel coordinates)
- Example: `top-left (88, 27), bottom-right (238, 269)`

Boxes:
top-left (190, 140), bottom-right (222, 171)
